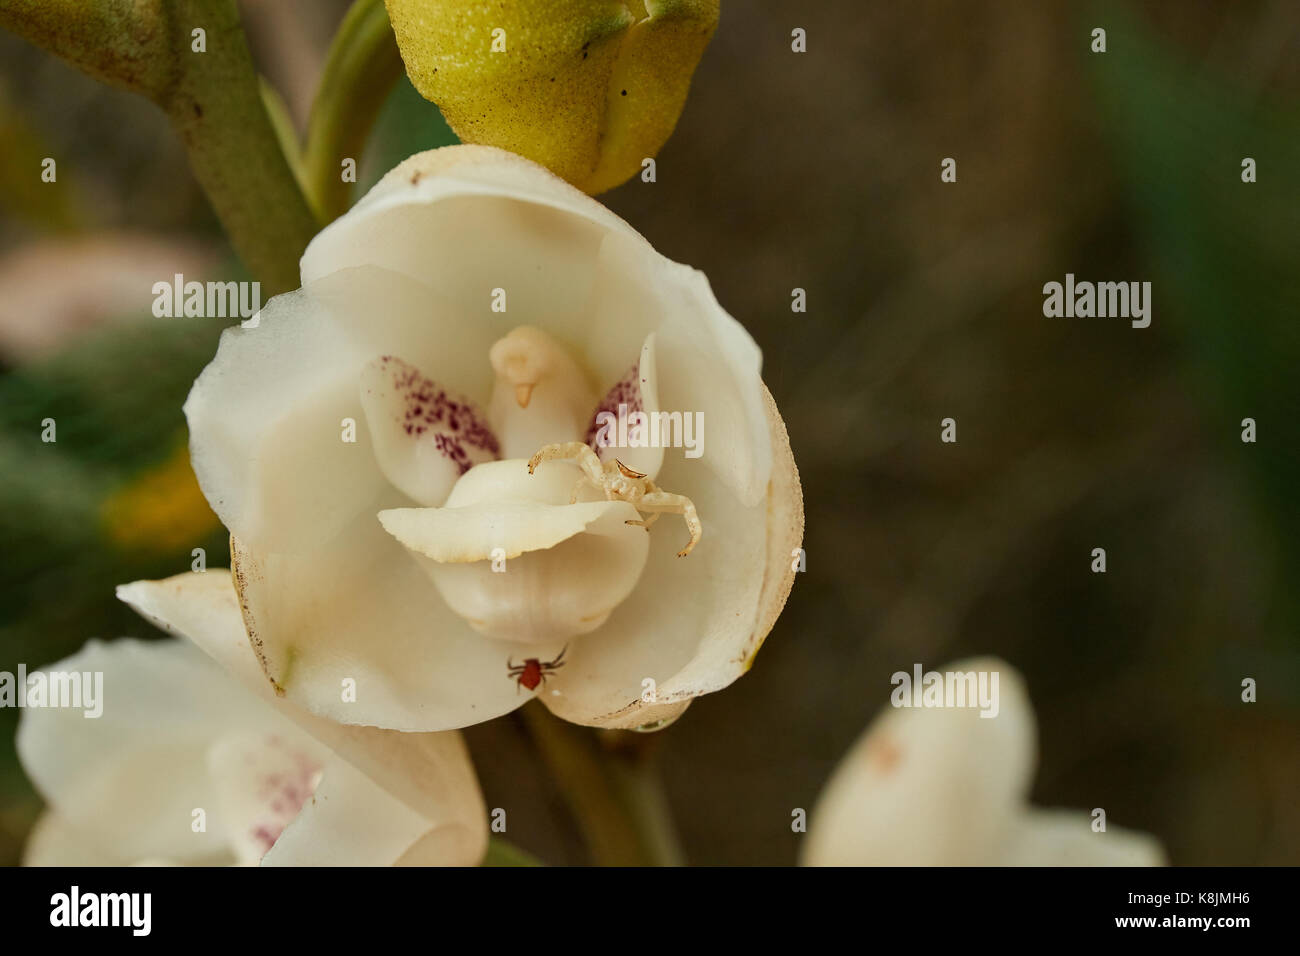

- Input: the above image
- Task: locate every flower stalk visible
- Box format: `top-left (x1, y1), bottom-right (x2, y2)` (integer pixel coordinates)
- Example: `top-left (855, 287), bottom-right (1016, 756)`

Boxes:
top-left (520, 701), bottom-right (683, 866)
top-left (1, 0), bottom-right (318, 295)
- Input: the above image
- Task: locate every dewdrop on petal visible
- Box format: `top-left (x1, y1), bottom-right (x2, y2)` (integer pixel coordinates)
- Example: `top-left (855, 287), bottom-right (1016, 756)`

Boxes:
top-left (384, 0), bottom-right (720, 194)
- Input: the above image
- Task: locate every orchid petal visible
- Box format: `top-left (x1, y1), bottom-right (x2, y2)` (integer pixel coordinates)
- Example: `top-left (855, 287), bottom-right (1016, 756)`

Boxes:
top-left (538, 386), bottom-right (802, 728)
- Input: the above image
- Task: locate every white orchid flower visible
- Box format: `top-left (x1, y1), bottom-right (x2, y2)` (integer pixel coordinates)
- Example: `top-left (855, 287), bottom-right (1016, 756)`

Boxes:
top-left (18, 573), bottom-right (486, 866)
top-left (802, 657), bottom-right (1165, 866)
top-left (161, 144), bottom-right (801, 733)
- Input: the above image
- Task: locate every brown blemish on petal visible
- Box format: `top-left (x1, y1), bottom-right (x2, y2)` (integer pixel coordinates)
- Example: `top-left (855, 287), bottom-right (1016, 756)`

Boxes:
top-left (742, 383), bottom-right (803, 671)
top-left (865, 734), bottom-right (903, 774)
top-left (230, 535), bottom-right (286, 697)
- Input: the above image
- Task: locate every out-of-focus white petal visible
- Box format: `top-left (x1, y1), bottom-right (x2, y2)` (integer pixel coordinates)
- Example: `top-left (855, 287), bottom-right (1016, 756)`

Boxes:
top-left (288, 722), bottom-right (486, 866)
top-left (16, 638), bottom-right (268, 865)
top-left (802, 658), bottom-right (1167, 866)
top-left (261, 751), bottom-right (482, 867)
top-left (205, 732), bottom-right (327, 866)
top-left (116, 573), bottom-right (489, 861)
top-left (538, 387), bottom-right (802, 728)
top-left (1003, 809), bottom-right (1166, 867)
top-left (802, 658), bottom-right (1035, 866)
top-left (23, 813), bottom-right (136, 867)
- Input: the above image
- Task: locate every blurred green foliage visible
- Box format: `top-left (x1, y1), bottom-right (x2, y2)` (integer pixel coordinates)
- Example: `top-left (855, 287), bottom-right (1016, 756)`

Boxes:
top-left (1088, 2), bottom-right (1300, 632)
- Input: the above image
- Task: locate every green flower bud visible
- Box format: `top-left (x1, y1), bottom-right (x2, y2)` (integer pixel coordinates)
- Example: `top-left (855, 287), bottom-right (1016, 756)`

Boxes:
top-left (385, 0), bottom-right (719, 194)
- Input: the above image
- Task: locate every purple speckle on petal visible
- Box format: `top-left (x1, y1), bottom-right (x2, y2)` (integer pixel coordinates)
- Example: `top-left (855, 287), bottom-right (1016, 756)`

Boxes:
top-left (585, 361), bottom-right (641, 448)
top-left (378, 355), bottom-right (500, 473)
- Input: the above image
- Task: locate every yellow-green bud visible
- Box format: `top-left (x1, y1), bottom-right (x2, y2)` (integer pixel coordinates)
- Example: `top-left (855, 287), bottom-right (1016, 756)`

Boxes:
top-left (384, 0), bottom-right (719, 194)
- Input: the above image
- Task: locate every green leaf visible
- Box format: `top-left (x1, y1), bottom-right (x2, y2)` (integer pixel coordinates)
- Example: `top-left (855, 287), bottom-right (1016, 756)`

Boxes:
top-left (1085, 2), bottom-right (1300, 629)
top-left (481, 837), bottom-right (545, 867)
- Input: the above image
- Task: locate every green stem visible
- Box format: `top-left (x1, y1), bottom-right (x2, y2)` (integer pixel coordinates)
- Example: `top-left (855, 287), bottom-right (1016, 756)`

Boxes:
top-left (2, 0), bottom-right (320, 295)
top-left (521, 701), bottom-right (683, 866)
top-left (159, 0), bottom-right (319, 294)
top-left (604, 741), bottom-right (686, 866)
top-left (482, 836), bottom-right (545, 867)
top-left (0, 0), bottom-right (174, 98)
top-left (301, 0), bottom-right (403, 223)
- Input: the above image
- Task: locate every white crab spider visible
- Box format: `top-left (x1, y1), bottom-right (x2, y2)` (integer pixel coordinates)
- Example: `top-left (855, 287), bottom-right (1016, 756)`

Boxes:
top-left (527, 442), bottom-right (702, 557)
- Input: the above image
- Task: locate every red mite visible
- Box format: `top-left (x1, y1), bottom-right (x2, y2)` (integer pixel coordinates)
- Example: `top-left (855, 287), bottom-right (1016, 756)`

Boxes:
top-left (506, 647), bottom-right (567, 693)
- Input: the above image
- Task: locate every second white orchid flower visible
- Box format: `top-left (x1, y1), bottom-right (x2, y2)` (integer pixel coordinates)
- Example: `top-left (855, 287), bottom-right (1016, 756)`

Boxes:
top-left (20, 574), bottom-right (486, 866)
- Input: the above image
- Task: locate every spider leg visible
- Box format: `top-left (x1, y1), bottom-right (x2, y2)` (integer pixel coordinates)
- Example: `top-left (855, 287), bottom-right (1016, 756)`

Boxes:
top-left (528, 441), bottom-right (604, 484)
top-left (637, 491), bottom-right (702, 557)
top-left (625, 511), bottom-right (662, 531)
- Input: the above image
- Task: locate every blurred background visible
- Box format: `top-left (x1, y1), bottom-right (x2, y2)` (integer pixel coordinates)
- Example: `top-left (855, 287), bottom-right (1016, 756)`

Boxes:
top-left (1, 0), bottom-right (1297, 865)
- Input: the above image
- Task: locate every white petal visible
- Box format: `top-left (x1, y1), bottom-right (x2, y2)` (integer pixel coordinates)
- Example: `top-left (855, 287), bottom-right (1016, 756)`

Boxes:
top-left (205, 732), bottom-right (327, 866)
top-left (302, 148), bottom-right (626, 341)
top-left (23, 813), bottom-right (130, 866)
top-left (286, 722), bottom-right (486, 866)
top-left (379, 458), bottom-right (649, 645)
top-left (117, 572), bottom-right (489, 861)
top-left (16, 638), bottom-right (270, 865)
top-left (1002, 809), bottom-right (1166, 867)
top-left (539, 385), bottom-right (802, 728)
top-left (586, 333), bottom-right (664, 481)
top-left (360, 354), bottom-right (499, 507)
top-left (184, 285), bottom-right (379, 554)
top-left (116, 573), bottom-right (269, 690)
top-left (584, 235), bottom-right (771, 505)
top-left (262, 747), bottom-right (483, 867)
top-left (123, 542), bottom-right (540, 734)
top-left (381, 499), bottom-right (635, 562)
top-left (302, 145), bottom-right (771, 504)
top-left (802, 657), bottom-right (1036, 866)
top-left (226, 515), bottom-right (554, 730)
top-left (378, 463), bottom-right (640, 564)
top-left (185, 265), bottom-right (500, 554)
